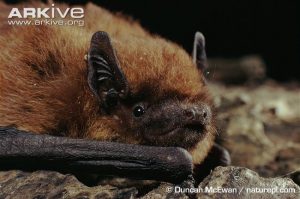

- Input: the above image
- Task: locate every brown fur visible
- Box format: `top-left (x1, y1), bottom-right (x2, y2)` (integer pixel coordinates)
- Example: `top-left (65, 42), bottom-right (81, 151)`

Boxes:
top-left (0, 2), bottom-right (215, 165)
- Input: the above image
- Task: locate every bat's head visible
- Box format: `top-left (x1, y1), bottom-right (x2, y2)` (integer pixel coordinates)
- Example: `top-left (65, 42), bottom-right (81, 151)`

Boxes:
top-left (86, 31), bottom-right (215, 163)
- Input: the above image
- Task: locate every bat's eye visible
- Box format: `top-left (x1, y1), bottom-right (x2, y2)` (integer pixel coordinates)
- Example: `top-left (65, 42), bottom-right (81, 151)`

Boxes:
top-left (133, 105), bottom-right (145, 117)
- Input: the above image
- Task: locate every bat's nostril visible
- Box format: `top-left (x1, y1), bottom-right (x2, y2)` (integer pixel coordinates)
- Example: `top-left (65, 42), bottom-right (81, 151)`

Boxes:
top-left (203, 111), bottom-right (207, 118)
top-left (184, 109), bottom-right (195, 119)
top-left (184, 105), bottom-right (212, 125)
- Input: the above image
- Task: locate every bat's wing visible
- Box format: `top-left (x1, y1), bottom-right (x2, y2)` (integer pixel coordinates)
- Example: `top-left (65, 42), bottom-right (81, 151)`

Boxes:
top-left (0, 127), bottom-right (193, 183)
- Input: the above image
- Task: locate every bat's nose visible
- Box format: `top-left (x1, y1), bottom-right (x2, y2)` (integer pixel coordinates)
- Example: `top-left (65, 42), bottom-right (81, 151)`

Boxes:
top-left (183, 104), bottom-right (211, 125)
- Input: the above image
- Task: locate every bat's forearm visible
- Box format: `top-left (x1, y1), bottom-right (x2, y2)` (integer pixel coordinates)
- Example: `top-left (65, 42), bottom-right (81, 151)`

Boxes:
top-left (0, 127), bottom-right (193, 183)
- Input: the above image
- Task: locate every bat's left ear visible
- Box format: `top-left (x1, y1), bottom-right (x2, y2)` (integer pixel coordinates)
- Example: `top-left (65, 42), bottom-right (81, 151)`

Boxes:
top-left (87, 31), bottom-right (129, 108)
top-left (192, 32), bottom-right (208, 71)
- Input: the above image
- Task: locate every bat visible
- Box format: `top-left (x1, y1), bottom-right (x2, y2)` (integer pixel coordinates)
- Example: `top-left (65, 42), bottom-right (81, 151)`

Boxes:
top-left (0, 2), bottom-right (230, 184)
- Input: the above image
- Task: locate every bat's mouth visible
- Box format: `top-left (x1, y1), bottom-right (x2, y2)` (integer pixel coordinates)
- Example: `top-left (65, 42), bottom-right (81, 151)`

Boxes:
top-left (141, 121), bottom-right (207, 148)
top-left (183, 123), bottom-right (205, 133)
top-left (163, 122), bottom-right (205, 136)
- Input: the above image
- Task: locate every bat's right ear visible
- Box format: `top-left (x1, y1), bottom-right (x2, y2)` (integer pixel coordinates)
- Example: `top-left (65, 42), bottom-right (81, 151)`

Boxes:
top-left (87, 31), bottom-right (129, 108)
top-left (192, 32), bottom-right (208, 71)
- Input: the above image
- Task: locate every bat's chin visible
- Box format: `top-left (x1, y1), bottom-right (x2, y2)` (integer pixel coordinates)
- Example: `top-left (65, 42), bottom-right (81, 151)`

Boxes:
top-left (141, 124), bottom-right (207, 149)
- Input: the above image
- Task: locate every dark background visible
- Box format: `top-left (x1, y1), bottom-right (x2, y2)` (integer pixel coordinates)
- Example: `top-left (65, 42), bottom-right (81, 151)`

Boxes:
top-left (6, 0), bottom-right (300, 81)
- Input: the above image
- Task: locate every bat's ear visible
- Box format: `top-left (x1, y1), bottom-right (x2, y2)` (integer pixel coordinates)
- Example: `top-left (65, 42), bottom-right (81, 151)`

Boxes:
top-left (87, 31), bottom-right (129, 108)
top-left (192, 32), bottom-right (208, 71)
